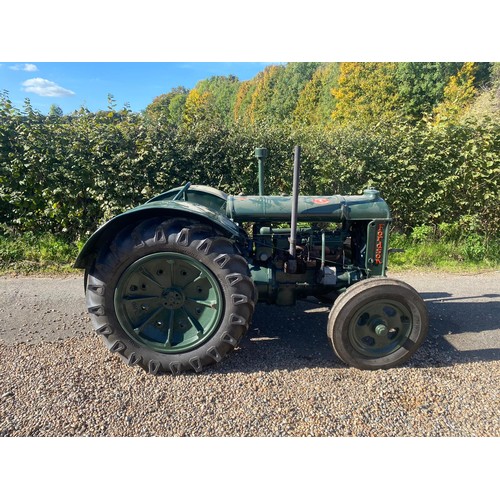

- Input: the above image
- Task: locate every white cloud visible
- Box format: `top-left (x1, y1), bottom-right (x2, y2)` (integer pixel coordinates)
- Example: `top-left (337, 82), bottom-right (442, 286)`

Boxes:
top-left (23, 63), bottom-right (38, 72)
top-left (22, 78), bottom-right (75, 97)
top-left (10, 63), bottom-right (39, 72)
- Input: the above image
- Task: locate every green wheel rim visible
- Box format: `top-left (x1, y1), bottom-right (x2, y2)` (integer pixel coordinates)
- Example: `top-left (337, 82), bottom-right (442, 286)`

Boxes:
top-left (114, 252), bottom-right (224, 353)
top-left (348, 299), bottom-right (413, 358)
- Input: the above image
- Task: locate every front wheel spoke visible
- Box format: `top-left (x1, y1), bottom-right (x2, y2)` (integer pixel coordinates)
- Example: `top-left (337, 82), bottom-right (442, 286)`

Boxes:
top-left (123, 294), bottom-right (160, 302)
top-left (182, 306), bottom-right (205, 336)
top-left (192, 272), bottom-right (206, 283)
top-left (182, 270), bottom-right (205, 288)
top-left (163, 260), bottom-right (174, 288)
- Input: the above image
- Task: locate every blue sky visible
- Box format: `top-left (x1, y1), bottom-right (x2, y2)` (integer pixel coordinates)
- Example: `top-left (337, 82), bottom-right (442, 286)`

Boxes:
top-left (0, 62), bottom-right (275, 115)
top-left (1, 3), bottom-right (495, 117)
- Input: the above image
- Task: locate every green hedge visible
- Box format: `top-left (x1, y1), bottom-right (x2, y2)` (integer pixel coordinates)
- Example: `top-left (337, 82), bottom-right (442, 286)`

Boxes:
top-left (1, 96), bottom-right (499, 243)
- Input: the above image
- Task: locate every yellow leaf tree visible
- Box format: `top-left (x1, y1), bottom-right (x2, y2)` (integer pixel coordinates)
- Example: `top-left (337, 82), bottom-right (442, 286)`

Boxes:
top-left (293, 63), bottom-right (340, 127)
top-left (432, 62), bottom-right (478, 125)
top-left (331, 62), bottom-right (402, 127)
top-left (183, 88), bottom-right (211, 126)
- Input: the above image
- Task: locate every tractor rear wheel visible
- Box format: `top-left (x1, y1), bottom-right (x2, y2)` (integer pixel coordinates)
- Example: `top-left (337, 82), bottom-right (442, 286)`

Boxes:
top-left (86, 217), bottom-right (256, 374)
top-left (327, 278), bottom-right (428, 370)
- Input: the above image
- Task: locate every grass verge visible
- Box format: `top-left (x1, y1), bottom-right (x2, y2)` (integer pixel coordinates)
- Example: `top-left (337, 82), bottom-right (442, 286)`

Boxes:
top-left (0, 233), bottom-right (82, 275)
top-left (0, 231), bottom-right (498, 276)
top-left (388, 232), bottom-right (500, 273)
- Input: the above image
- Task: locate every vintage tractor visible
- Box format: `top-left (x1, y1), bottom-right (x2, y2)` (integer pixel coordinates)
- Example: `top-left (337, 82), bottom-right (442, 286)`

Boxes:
top-left (75, 146), bottom-right (428, 374)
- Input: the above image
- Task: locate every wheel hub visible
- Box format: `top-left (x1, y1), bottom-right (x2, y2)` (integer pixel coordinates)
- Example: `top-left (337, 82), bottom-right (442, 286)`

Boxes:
top-left (162, 289), bottom-right (185, 309)
top-left (374, 322), bottom-right (388, 336)
top-left (348, 299), bottom-right (413, 357)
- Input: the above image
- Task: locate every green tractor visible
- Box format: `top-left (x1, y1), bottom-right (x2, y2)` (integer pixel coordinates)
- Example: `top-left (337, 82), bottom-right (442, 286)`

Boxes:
top-left (75, 147), bottom-right (428, 374)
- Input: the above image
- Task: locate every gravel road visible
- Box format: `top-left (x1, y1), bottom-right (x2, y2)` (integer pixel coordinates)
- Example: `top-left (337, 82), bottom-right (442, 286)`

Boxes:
top-left (0, 271), bottom-right (498, 437)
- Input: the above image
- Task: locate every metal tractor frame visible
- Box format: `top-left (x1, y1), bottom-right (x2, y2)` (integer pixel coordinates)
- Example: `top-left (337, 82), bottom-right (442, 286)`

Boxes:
top-left (75, 146), bottom-right (428, 374)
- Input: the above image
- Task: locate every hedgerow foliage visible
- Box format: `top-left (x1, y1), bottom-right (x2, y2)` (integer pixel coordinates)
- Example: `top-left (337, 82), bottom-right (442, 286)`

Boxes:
top-left (1, 62), bottom-right (499, 245)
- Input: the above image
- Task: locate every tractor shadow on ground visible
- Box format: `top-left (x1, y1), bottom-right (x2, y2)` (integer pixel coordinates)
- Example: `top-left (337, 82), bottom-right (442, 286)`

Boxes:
top-left (212, 292), bottom-right (500, 374)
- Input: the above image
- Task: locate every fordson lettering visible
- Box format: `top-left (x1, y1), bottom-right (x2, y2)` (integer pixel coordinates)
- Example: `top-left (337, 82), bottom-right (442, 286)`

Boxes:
top-left (375, 223), bottom-right (385, 265)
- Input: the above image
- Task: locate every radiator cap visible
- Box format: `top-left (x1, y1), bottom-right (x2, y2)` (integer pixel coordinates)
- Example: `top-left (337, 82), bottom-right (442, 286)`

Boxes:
top-left (363, 188), bottom-right (380, 200)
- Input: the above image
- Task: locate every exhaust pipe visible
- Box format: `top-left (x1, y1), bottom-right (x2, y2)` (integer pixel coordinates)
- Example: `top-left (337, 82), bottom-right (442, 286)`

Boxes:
top-left (288, 146), bottom-right (301, 271)
top-left (255, 147), bottom-right (268, 196)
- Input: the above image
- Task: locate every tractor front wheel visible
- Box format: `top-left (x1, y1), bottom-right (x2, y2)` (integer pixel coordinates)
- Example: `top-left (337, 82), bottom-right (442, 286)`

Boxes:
top-left (327, 278), bottom-right (428, 370)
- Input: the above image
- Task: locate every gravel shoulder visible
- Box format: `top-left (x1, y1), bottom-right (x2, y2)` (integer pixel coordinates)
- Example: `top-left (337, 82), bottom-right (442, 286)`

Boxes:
top-left (0, 271), bottom-right (499, 437)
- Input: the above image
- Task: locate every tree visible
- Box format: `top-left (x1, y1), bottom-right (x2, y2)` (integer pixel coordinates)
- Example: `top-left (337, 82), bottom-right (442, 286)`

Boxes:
top-left (233, 65), bottom-right (284, 124)
top-left (144, 86), bottom-right (189, 125)
top-left (234, 79), bottom-right (257, 123)
top-left (432, 62), bottom-right (478, 125)
top-left (267, 62), bottom-right (321, 120)
top-left (395, 62), bottom-right (463, 121)
top-left (294, 63), bottom-right (340, 126)
top-left (247, 65), bottom-right (284, 123)
top-left (233, 63), bottom-right (321, 125)
top-left (194, 75), bottom-right (241, 124)
top-left (331, 63), bottom-right (402, 127)
top-left (49, 104), bottom-right (63, 118)
top-left (464, 62), bottom-right (500, 123)
top-left (182, 88), bottom-right (212, 125)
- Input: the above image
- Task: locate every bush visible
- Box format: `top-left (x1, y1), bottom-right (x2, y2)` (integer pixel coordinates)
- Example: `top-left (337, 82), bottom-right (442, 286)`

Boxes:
top-left (1, 94), bottom-right (499, 244)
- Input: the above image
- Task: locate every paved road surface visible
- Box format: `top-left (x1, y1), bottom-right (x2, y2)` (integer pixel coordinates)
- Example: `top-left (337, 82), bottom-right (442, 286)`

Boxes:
top-left (1, 271), bottom-right (499, 365)
top-left (1, 270), bottom-right (498, 440)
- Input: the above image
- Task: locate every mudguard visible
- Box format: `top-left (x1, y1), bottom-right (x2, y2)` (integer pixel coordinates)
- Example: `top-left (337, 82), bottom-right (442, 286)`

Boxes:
top-left (74, 199), bottom-right (241, 269)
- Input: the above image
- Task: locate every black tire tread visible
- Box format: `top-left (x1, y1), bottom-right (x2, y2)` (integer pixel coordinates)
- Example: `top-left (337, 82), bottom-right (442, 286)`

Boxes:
top-left (86, 217), bottom-right (257, 374)
top-left (327, 277), bottom-right (428, 370)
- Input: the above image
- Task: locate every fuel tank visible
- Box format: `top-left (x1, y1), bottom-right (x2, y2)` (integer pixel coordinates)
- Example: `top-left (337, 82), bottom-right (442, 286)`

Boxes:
top-left (226, 189), bottom-right (391, 223)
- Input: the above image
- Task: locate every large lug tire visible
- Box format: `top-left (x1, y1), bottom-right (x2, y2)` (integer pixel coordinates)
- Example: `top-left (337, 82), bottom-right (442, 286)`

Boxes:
top-left (85, 217), bottom-right (257, 374)
top-left (327, 278), bottom-right (428, 370)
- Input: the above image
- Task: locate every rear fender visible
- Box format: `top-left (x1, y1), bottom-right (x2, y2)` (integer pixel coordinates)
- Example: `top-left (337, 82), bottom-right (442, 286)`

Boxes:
top-left (74, 200), bottom-right (241, 270)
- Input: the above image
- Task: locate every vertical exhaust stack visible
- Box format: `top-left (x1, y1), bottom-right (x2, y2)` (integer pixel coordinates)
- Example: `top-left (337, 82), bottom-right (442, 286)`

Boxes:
top-left (255, 147), bottom-right (268, 196)
top-left (287, 145), bottom-right (301, 273)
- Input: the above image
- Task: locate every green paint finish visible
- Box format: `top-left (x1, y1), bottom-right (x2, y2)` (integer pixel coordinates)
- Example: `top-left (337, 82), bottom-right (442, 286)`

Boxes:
top-left (249, 263), bottom-right (361, 305)
top-left (249, 265), bottom-right (274, 302)
top-left (74, 199), bottom-right (239, 269)
top-left (226, 189), bottom-right (390, 223)
top-left (365, 220), bottom-right (390, 277)
top-left (146, 184), bottom-right (228, 213)
top-left (348, 299), bottom-right (413, 357)
top-left (255, 147), bottom-right (268, 196)
top-left (113, 252), bottom-right (224, 353)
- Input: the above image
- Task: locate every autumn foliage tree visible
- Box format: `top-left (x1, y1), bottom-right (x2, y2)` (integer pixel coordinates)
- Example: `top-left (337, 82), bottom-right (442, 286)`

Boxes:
top-left (144, 86), bottom-right (188, 125)
top-left (432, 62), bottom-right (478, 125)
top-left (331, 62), bottom-right (403, 127)
top-left (294, 63), bottom-right (340, 127)
top-left (194, 75), bottom-right (240, 124)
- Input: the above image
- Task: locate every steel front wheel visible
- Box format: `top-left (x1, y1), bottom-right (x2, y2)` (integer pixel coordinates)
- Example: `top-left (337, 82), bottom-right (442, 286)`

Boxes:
top-left (327, 278), bottom-right (428, 370)
top-left (86, 218), bottom-right (256, 374)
